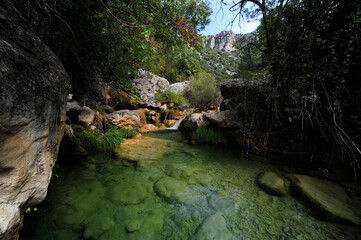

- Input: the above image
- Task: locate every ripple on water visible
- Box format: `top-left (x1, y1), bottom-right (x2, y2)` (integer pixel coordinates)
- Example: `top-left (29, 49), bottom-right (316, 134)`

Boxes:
top-left (20, 131), bottom-right (361, 240)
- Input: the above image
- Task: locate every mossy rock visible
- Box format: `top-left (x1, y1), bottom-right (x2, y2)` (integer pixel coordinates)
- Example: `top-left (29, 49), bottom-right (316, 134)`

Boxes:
top-left (193, 213), bottom-right (232, 240)
top-left (83, 216), bottom-right (115, 240)
top-left (256, 171), bottom-right (290, 196)
top-left (164, 164), bottom-right (196, 180)
top-left (153, 177), bottom-right (189, 203)
top-left (108, 182), bottom-right (148, 205)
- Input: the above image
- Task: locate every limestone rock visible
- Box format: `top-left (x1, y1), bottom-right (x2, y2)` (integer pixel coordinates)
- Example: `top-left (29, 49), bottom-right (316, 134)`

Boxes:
top-left (131, 69), bottom-right (169, 108)
top-left (180, 113), bottom-right (209, 130)
top-left (256, 172), bottom-right (290, 196)
top-left (203, 31), bottom-right (254, 52)
top-left (164, 120), bottom-right (178, 128)
top-left (203, 110), bottom-right (241, 128)
top-left (161, 109), bottom-right (186, 121)
top-left (193, 213), bottom-right (232, 240)
top-left (138, 124), bottom-right (159, 133)
top-left (168, 81), bottom-right (189, 94)
top-left (0, 1), bottom-right (69, 238)
top-left (107, 110), bottom-right (141, 128)
top-left (288, 174), bottom-right (361, 225)
top-left (99, 105), bottom-right (114, 113)
top-left (66, 101), bottom-right (82, 123)
top-left (78, 106), bottom-right (95, 126)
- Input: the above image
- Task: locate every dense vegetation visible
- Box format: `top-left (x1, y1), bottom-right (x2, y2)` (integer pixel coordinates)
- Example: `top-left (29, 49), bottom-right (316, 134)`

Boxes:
top-left (14, 0), bottom-right (212, 99)
top-left (225, 0), bottom-right (361, 175)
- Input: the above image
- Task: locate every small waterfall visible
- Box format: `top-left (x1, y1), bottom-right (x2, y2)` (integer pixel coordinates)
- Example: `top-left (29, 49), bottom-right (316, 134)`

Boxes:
top-left (165, 116), bottom-right (186, 130)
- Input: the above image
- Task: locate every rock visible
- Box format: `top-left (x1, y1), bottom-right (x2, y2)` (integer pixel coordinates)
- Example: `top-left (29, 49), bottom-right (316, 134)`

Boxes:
top-left (193, 213), bottom-right (232, 240)
top-left (180, 113), bottom-right (209, 130)
top-left (78, 106), bottom-right (95, 126)
top-left (203, 110), bottom-right (242, 128)
top-left (288, 174), bottom-right (361, 225)
top-left (220, 78), bottom-right (267, 111)
top-left (113, 91), bottom-right (138, 110)
top-left (108, 182), bottom-right (147, 205)
top-left (66, 94), bottom-right (73, 102)
top-left (83, 216), bottom-right (115, 240)
top-left (131, 69), bottom-right (169, 108)
top-left (153, 177), bottom-right (189, 203)
top-left (160, 109), bottom-right (186, 121)
top-left (107, 110), bottom-right (141, 128)
top-left (135, 109), bottom-right (147, 125)
top-left (256, 172), bottom-right (290, 196)
top-left (66, 101), bottom-right (82, 123)
top-left (99, 105), bottom-right (114, 113)
top-left (138, 124), bottom-right (159, 133)
top-left (0, 1), bottom-right (69, 239)
top-left (164, 120), bottom-right (178, 128)
top-left (203, 31), bottom-right (254, 52)
top-left (168, 81), bottom-right (189, 94)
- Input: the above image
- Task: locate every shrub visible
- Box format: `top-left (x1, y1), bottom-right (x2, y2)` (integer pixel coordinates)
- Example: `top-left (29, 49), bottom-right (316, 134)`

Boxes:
top-left (155, 89), bottom-right (185, 106)
top-left (195, 126), bottom-right (225, 144)
top-left (185, 72), bottom-right (221, 109)
top-left (71, 124), bottom-right (137, 152)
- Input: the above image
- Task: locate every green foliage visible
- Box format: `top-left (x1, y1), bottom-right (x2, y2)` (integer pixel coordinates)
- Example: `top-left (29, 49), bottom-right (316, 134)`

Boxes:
top-left (195, 126), bottom-right (225, 144)
top-left (155, 90), bottom-right (185, 106)
top-left (184, 121), bottom-right (195, 131)
top-left (13, 0), bottom-right (212, 98)
top-left (185, 71), bottom-right (221, 109)
top-left (71, 124), bottom-right (137, 152)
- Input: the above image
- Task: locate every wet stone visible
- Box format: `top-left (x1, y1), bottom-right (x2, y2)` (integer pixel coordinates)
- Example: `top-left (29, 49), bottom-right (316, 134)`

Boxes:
top-left (108, 182), bottom-right (148, 205)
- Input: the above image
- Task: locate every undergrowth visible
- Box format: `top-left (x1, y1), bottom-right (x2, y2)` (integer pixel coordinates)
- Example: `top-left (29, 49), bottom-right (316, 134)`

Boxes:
top-left (195, 126), bottom-right (225, 144)
top-left (71, 124), bottom-right (137, 152)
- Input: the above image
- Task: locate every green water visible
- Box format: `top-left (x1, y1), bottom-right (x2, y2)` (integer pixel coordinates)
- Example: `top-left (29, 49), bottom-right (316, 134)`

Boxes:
top-left (21, 131), bottom-right (361, 240)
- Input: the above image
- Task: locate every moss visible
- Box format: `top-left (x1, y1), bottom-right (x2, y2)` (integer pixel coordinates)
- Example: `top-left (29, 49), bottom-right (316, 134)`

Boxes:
top-left (71, 124), bottom-right (137, 152)
top-left (195, 126), bottom-right (225, 144)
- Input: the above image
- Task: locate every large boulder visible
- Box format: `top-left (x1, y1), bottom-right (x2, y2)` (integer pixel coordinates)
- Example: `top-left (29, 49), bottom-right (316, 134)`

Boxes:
top-left (288, 174), bottom-right (361, 225)
top-left (203, 110), bottom-right (242, 128)
top-left (78, 106), bottom-right (95, 126)
top-left (0, 1), bottom-right (69, 239)
top-left (131, 69), bottom-right (169, 108)
top-left (256, 172), bottom-right (290, 196)
top-left (168, 81), bottom-right (189, 94)
top-left (220, 79), bottom-right (267, 111)
top-left (107, 110), bottom-right (141, 128)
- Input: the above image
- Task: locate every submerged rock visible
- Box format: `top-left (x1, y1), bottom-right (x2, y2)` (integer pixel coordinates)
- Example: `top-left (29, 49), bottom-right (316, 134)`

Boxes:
top-left (153, 177), bottom-right (189, 203)
top-left (193, 212), bottom-right (232, 240)
top-left (256, 172), bottom-right (290, 196)
top-left (108, 182), bottom-right (148, 205)
top-left (288, 174), bottom-right (361, 225)
top-left (83, 216), bottom-right (115, 240)
top-left (0, 1), bottom-right (69, 239)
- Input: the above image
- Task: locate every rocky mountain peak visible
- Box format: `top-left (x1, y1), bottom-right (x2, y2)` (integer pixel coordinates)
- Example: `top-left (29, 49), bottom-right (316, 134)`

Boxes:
top-left (203, 31), bottom-right (254, 52)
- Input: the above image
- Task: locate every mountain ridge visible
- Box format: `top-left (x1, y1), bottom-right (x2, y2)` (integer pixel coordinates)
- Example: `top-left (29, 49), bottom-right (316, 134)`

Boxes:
top-left (203, 30), bottom-right (254, 52)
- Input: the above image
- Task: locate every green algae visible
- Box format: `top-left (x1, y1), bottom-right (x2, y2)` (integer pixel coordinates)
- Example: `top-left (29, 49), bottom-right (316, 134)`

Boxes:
top-left (21, 131), bottom-right (361, 240)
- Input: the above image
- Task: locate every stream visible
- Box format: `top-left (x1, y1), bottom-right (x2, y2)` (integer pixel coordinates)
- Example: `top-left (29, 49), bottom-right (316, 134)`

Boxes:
top-left (21, 131), bottom-right (361, 240)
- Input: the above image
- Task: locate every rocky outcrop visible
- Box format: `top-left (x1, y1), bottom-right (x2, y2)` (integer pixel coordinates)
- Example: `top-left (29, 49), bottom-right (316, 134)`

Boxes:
top-left (131, 70), bottom-right (169, 108)
top-left (0, 1), bottom-right (69, 239)
top-left (288, 174), bottom-right (361, 225)
top-left (168, 81), bottom-right (189, 94)
top-left (203, 110), bottom-right (241, 128)
top-left (220, 78), bottom-right (267, 111)
top-left (256, 172), bottom-right (290, 196)
top-left (203, 31), bottom-right (254, 52)
top-left (107, 110), bottom-right (141, 128)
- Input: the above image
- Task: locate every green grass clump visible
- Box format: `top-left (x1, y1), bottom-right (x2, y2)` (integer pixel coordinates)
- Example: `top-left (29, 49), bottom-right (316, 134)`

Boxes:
top-left (195, 126), bottom-right (225, 144)
top-left (71, 124), bottom-right (137, 152)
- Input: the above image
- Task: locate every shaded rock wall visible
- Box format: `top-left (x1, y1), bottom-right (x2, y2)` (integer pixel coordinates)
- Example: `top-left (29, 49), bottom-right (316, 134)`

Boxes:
top-left (0, 0), bottom-right (69, 239)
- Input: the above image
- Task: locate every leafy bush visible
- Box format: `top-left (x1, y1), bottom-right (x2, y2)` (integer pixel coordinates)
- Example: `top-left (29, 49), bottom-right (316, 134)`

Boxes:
top-left (155, 90), bottom-right (185, 106)
top-left (71, 124), bottom-right (137, 152)
top-left (195, 126), bottom-right (225, 144)
top-left (186, 72), bottom-right (221, 109)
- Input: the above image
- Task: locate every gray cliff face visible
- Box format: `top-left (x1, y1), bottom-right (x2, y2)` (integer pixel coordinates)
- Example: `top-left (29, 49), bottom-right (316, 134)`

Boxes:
top-left (0, 0), bottom-right (69, 239)
top-left (203, 31), bottom-right (254, 52)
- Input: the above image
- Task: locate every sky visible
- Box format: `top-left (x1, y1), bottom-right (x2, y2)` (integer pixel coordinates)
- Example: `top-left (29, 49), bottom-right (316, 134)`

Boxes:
top-left (200, 1), bottom-right (260, 36)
